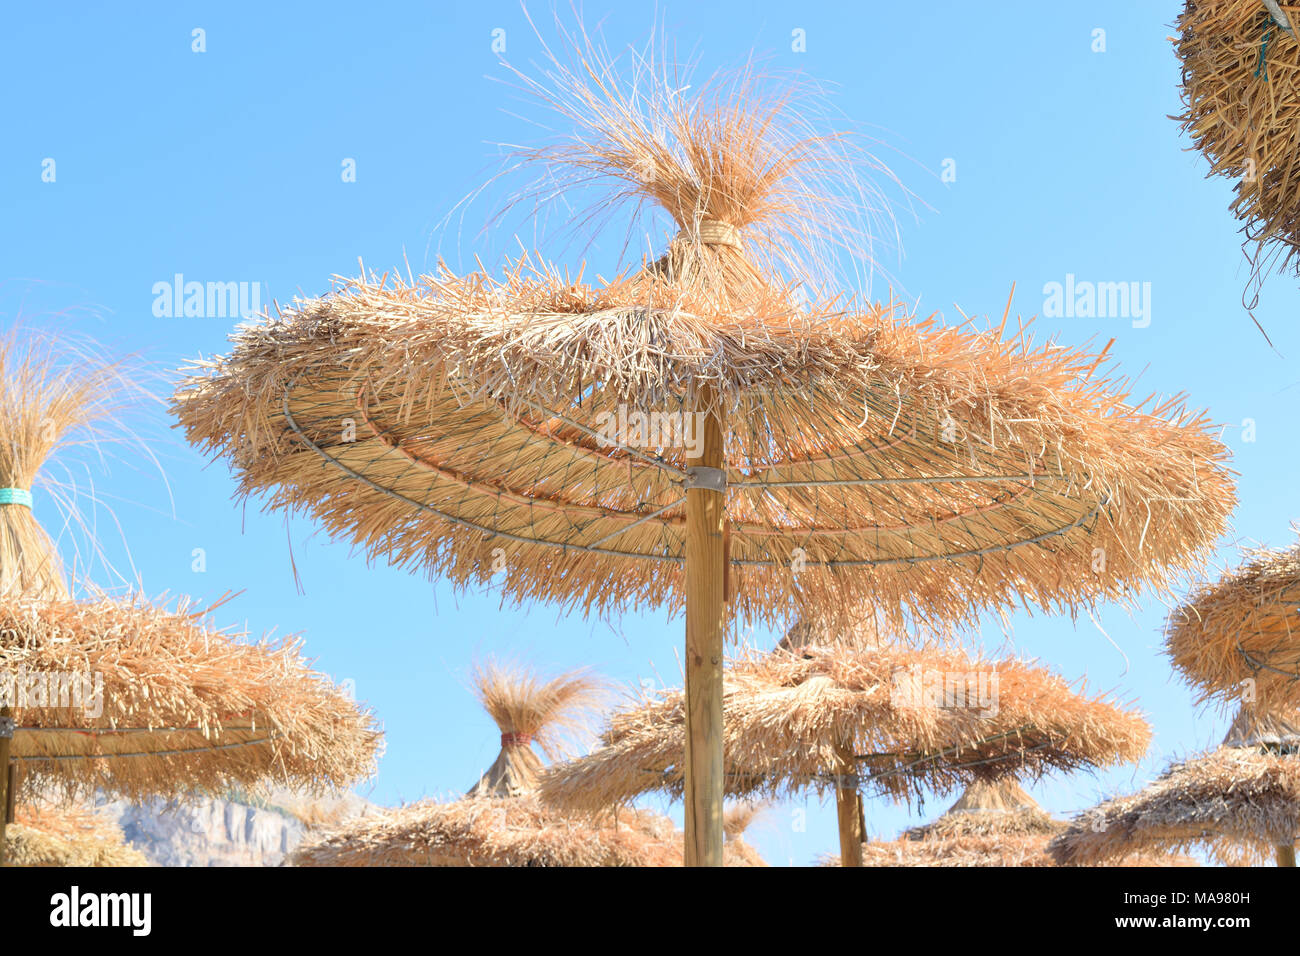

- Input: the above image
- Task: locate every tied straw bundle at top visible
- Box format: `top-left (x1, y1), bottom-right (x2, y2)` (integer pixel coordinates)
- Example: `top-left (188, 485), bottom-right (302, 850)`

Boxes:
top-left (172, 24), bottom-right (1233, 865)
top-left (466, 660), bottom-right (604, 799)
top-left (1176, 0), bottom-right (1300, 281)
top-left (0, 329), bottom-right (382, 864)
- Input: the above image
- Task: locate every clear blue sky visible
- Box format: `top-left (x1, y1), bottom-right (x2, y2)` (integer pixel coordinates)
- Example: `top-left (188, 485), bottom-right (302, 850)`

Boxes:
top-left (3, 1), bottom-right (1294, 865)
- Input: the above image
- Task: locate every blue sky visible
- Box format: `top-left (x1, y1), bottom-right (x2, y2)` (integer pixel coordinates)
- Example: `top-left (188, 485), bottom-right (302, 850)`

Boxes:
top-left (3, 1), bottom-right (1295, 865)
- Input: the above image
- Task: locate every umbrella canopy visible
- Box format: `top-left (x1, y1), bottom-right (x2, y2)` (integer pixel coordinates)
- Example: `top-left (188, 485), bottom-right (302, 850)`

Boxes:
top-left (3, 593), bottom-right (383, 802)
top-left (288, 661), bottom-right (763, 867)
top-left (2, 802), bottom-right (148, 867)
top-left (170, 41), bottom-right (1232, 864)
top-left (0, 331), bottom-right (381, 865)
top-left (1175, 0), bottom-right (1300, 278)
top-left (537, 642), bottom-right (1151, 812)
top-left (287, 797), bottom-right (682, 867)
top-left (1048, 706), bottom-right (1300, 866)
top-left (1165, 531), bottom-right (1300, 710)
top-left (826, 779), bottom-right (1197, 866)
top-left (464, 661), bottom-right (603, 798)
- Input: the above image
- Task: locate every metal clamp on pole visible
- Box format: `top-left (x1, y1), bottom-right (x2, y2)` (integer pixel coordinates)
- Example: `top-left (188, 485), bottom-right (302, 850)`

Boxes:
top-left (0, 716), bottom-right (14, 739)
top-left (683, 467), bottom-right (727, 493)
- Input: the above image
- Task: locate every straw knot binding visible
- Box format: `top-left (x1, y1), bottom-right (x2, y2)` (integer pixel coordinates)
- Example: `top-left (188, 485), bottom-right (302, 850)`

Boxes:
top-left (677, 219), bottom-right (742, 250)
top-left (0, 488), bottom-right (33, 508)
top-left (501, 732), bottom-right (534, 747)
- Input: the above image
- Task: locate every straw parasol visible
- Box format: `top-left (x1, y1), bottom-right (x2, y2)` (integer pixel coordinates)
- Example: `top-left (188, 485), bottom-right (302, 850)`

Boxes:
top-left (1176, 0), bottom-right (1300, 282)
top-left (1165, 531), bottom-right (1300, 711)
top-left (536, 638), bottom-right (1152, 866)
top-left (834, 778), bottom-right (1197, 867)
top-left (289, 662), bottom-right (763, 866)
top-left (287, 797), bottom-right (683, 867)
top-left (3, 801), bottom-right (148, 867)
top-left (0, 332), bottom-right (382, 864)
top-left (1048, 705), bottom-right (1300, 867)
top-left (172, 37), bottom-right (1233, 864)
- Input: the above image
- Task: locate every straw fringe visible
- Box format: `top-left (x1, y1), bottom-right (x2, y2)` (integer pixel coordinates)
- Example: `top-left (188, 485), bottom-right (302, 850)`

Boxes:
top-left (1, 593), bottom-right (383, 801)
top-left (1165, 530), bottom-right (1300, 710)
top-left (537, 642), bottom-right (1151, 812)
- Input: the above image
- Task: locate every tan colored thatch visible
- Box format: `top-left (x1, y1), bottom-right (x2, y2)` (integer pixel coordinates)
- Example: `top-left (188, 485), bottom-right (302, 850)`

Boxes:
top-left (1048, 706), bottom-right (1300, 866)
top-left (0, 332), bottom-right (381, 807)
top-left (1165, 531), bottom-right (1300, 709)
top-left (287, 797), bottom-right (683, 867)
top-left (537, 642), bottom-right (1151, 811)
top-left (827, 779), bottom-right (1196, 867)
top-left (172, 39), bottom-right (1233, 637)
top-left (722, 801), bottom-right (769, 867)
top-left (466, 661), bottom-right (604, 798)
top-left (2, 593), bottom-right (383, 801)
top-left (3, 802), bottom-right (149, 867)
top-left (0, 328), bottom-right (139, 601)
top-left (1176, 0), bottom-right (1300, 278)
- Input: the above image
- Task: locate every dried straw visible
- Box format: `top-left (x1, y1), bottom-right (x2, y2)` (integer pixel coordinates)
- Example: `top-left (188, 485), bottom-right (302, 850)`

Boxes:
top-left (2, 593), bottom-right (383, 801)
top-left (3, 802), bottom-right (149, 867)
top-left (466, 660), bottom-right (605, 798)
top-left (826, 779), bottom-right (1196, 867)
top-left (1176, 0), bottom-right (1300, 279)
top-left (1165, 530), bottom-right (1300, 709)
top-left (172, 42), bottom-right (1234, 636)
top-left (536, 642), bottom-right (1151, 812)
top-left (1048, 706), bottom-right (1300, 866)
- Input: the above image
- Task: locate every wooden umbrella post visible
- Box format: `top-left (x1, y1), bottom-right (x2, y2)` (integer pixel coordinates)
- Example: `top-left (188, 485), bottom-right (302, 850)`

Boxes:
top-left (835, 741), bottom-right (863, 867)
top-left (684, 387), bottom-right (726, 867)
top-left (0, 707), bottom-right (12, 866)
top-left (1277, 844), bottom-right (1296, 867)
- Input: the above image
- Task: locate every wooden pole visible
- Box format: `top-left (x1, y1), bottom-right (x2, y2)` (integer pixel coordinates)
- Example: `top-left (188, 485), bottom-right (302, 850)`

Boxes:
top-left (835, 741), bottom-right (863, 866)
top-left (1277, 844), bottom-right (1296, 867)
top-left (684, 386), bottom-right (726, 867)
top-left (0, 707), bottom-right (12, 866)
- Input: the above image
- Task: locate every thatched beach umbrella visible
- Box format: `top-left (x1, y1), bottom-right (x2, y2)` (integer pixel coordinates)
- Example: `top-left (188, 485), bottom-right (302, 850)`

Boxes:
top-left (537, 641), bottom-right (1151, 866)
top-left (172, 44), bottom-right (1233, 864)
top-left (1176, 0), bottom-right (1300, 281)
top-left (840, 779), bottom-right (1194, 867)
top-left (289, 662), bottom-right (762, 866)
top-left (1049, 706), bottom-right (1300, 867)
top-left (1165, 532), bottom-right (1300, 710)
top-left (3, 801), bottom-right (148, 867)
top-left (0, 334), bottom-right (382, 863)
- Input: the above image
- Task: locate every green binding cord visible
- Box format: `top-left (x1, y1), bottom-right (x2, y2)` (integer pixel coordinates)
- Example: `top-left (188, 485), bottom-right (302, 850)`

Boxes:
top-left (1257, 24), bottom-right (1274, 81)
top-left (0, 488), bottom-right (33, 507)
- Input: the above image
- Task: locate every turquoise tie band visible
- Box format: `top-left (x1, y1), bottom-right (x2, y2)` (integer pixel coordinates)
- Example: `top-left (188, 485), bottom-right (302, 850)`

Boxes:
top-left (0, 488), bottom-right (33, 507)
